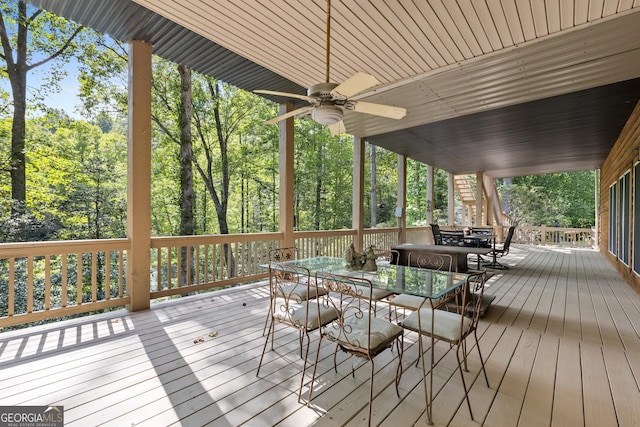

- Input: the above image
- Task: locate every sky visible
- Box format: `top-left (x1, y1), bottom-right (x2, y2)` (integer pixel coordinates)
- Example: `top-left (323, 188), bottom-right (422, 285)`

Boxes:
top-left (2, 56), bottom-right (84, 119)
top-left (30, 59), bottom-right (83, 118)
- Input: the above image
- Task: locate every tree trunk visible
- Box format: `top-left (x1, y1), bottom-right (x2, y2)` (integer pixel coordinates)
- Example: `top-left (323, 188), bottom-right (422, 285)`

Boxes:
top-left (4, 1), bottom-right (29, 218)
top-left (178, 65), bottom-right (195, 236)
top-left (178, 65), bottom-right (195, 290)
top-left (9, 72), bottom-right (27, 216)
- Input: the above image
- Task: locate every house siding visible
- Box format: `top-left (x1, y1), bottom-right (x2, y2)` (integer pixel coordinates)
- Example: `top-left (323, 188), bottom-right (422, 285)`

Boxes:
top-left (600, 99), bottom-right (640, 293)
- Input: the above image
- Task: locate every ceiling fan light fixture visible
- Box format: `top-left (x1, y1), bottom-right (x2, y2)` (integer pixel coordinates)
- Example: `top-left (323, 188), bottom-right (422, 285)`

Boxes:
top-left (312, 105), bottom-right (343, 125)
top-left (254, 0), bottom-right (406, 128)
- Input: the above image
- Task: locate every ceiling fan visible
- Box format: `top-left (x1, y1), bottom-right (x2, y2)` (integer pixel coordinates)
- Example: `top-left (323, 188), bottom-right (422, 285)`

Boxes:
top-left (254, 0), bottom-right (407, 134)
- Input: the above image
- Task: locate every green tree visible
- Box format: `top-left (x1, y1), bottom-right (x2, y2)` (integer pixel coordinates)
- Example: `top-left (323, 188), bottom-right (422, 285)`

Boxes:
top-left (149, 60), bottom-right (195, 237)
top-left (501, 171), bottom-right (595, 227)
top-left (365, 144), bottom-right (397, 227)
top-left (191, 77), bottom-right (261, 235)
top-left (0, 0), bottom-right (85, 222)
top-left (405, 161), bottom-right (450, 226)
top-left (47, 120), bottom-right (127, 239)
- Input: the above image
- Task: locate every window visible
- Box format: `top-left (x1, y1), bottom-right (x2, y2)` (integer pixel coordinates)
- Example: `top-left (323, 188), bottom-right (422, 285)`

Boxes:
top-left (634, 164), bottom-right (640, 274)
top-left (609, 183), bottom-right (617, 255)
top-left (619, 171), bottom-right (630, 265)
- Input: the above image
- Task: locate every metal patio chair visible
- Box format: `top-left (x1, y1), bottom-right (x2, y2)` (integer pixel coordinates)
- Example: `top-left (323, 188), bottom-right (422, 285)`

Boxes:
top-left (306, 271), bottom-right (404, 427)
top-left (399, 271), bottom-right (490, 424)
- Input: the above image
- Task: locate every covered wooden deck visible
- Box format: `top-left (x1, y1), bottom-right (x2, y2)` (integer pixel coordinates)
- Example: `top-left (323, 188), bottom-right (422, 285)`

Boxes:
top-left (1, 245), bottom-right (639, 426)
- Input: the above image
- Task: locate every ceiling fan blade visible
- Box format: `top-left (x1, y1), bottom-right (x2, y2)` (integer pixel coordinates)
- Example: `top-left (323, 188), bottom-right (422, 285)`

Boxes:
top-left (351, 101), bottom-right (407, 120)
top-left (328, 121), bottom-right (347, 135)
top-left (263, 106), bottom-right (313, 125)
top-left (331, 72), bottom-right (380, 98)
top-left (254, 89), bottom-right (316, 103)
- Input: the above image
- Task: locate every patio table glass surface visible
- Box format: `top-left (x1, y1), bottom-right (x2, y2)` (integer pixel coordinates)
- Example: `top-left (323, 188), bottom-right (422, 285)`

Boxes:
top-left (269, 256), bottom-right (468, 299)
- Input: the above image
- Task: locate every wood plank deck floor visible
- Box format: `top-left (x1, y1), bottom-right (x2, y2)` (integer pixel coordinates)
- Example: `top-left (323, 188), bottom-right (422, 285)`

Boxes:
top-left (2, 245), bottom-right (640, 426)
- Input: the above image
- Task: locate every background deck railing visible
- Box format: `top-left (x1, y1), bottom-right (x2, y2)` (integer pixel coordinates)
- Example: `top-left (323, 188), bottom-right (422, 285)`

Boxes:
top-left (294, 229), bottom-right (357, 258)
top-left (511, 225), bottom-right (595, 247)
top-left (0, 225), bottom-right (594, 329)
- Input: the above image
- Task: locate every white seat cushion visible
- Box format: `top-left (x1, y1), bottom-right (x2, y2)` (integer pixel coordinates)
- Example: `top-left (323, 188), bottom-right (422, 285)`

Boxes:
top-left (276, 283), bottom-right (327, 301)
top-left (390, 293), bottom-right (426, 310)
top-left (325, 316), bottom-right (403, 351)
top-left (401, 308), bottom-right (471, 342)
top-left (275, 302), bottom-right (338, 330)
top-left (352, 285), bottom-right (393, 300)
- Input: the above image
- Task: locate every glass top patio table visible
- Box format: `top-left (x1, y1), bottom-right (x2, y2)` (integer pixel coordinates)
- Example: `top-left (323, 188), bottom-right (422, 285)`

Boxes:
top-left (272, 256), bottom-right (468, 299)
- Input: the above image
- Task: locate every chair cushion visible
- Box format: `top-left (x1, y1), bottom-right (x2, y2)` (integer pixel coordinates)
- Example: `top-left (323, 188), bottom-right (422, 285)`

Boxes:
top-left (352, 285), bottom-right (394, 300)
top-left (325, 316), bottom-right (403, 351)
top-left (390, 293), bottom-right (426, 310)
top-left (275, 302), bottom-right (338, 330)
top-left (401, 308), bottom-right (471, 342)
top-left (276, 283), bottom-right (327, 301)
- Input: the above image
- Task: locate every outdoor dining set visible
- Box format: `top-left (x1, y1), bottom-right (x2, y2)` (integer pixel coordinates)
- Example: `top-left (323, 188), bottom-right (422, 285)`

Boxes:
top-left (255, 239), bottom-right (509, 426)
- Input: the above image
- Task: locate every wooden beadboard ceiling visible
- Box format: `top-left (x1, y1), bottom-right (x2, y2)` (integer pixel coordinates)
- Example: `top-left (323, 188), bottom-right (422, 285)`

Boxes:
top-left (132, 0), bottom-right (638, 89)
top-left (32, 0), bottom-right (640, 177)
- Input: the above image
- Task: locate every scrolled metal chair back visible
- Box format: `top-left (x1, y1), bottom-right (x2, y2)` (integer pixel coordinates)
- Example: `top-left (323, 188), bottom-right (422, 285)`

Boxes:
top-left (410, 252), bottom-right (453, 271)
top-left (269, 264), bottom-right (311, 323)
top-left (463, 271), bottom-right (488, 326)
top-left (317, 272), bottom-right (372, 351)
top-left (269, 246), bottom-right (298, 263)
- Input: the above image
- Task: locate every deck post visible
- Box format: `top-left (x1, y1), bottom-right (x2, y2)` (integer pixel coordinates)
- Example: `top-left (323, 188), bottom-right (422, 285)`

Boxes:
top-left (397, 154), bottom-right (407, 243)
top-left (352, 137), bottom-right (365, 251)
top-left (279, 103), bottom-right (295, 248)
top-left (127, 40), bottom-right (152, 312)
top-left (448, 173), bottom-right (455, 226)
top-left (476, 171), bottom-right (484, 225)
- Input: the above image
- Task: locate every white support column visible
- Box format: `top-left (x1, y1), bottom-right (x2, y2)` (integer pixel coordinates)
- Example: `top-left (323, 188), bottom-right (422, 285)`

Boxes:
top-left (595, 169), bottom-right (600, 249)
top-left (352, 136), bottom-right (365, 251)
top-left (279, 103), bottom-right (295, 248)
top-left (426, 164), bottom-right (434, 225)
top-left (127, 40), bottom-right (152, 312)
top-left (448, 173), bottom-right (455, 226)
top-left (397, 154), bottom-right (407, 243)
top-left (486, 182), bottom-right (494, 225)
top-left (476, 171), bottom-right (484, 225)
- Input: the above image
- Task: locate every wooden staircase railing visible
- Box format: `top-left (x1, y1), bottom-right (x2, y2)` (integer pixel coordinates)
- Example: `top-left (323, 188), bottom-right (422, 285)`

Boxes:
top-left (453, 174), bottom-right (514, 226)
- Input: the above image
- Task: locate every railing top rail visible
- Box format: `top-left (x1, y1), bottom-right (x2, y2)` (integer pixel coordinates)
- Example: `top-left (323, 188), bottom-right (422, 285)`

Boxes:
top-left (150, 231), bottom-right (283, 247)
top-left (0, 238), bottom-right (130, 257)
top-left (293, 229), bottom-right (356, 238)
top-left (362, 227), bottom-right (401, 234)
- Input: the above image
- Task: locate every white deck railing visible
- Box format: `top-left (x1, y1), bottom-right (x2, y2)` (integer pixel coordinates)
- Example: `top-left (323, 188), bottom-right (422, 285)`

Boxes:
top-left (0, 239), bottom-right (129, 328)
top-left (0, 225), bottom-right (593, 328)
top-left (512, 225), bottom-right (595, 247)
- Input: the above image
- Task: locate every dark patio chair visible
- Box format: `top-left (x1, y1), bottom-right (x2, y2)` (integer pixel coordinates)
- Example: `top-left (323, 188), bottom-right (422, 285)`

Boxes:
top-left (440, 230), bottom-right (466, 246)
top-left (430, 223), bottom-right (443, 245)
top-left (493, 225), bottom-right (516, 257)
top-left (470, 227), bottom-right (493, 248)
top-left (484, 225), bottom-right (516, 269)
